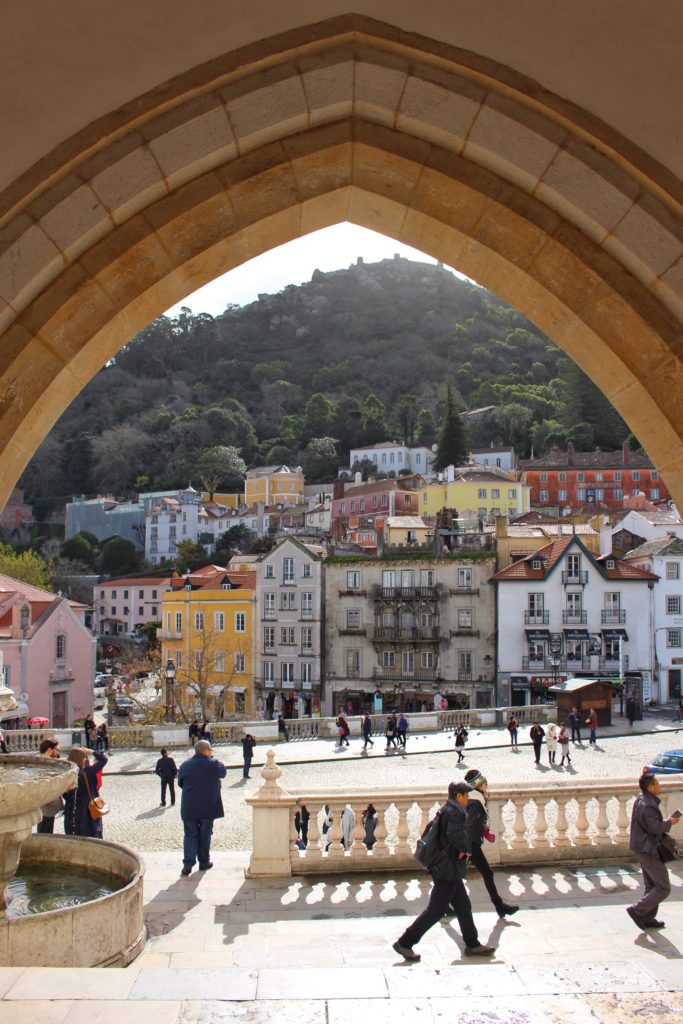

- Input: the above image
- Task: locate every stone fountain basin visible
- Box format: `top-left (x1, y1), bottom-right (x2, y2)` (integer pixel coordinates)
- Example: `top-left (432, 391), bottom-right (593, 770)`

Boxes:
top-left (0, 754), bottom-right (76, 820)
top-left (0, 834), bottom-right (146, 967)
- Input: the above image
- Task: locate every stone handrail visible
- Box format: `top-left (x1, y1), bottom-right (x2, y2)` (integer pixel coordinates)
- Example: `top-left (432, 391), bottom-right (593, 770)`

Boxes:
top-left (247, 750), bottom-right (683, 876)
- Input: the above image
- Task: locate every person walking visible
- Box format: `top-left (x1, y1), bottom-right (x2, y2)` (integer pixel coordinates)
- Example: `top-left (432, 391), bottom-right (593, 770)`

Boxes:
top-left (392, 781), bottom-right (495, 961)
top-left (178, 739), bottom-right (227, 876)
top-left (361, 713), bottom-right (374, 750)
top-left (557, 723), bottom-right (572, 767)
top-left (278, 713), bottom-right (290, 742)
top-left (188, 720), bottom-right (200, 747)
top-left (155, 748), bottom-right (178, 806)
top-left (295, 805), bottom-right (310, 848)
top-left (37, 738), bottom-right (63, 833)
top-left (462, 770), bottom-right (519, 918)
top-left (530, 721), bottom-right (545, 764)
top-left (341, 804), bottom-right (356, 850)
top-left (96, 722), bottom-right (109, 753)
top-left (363, 804), bottom-right (377, 849)
top-left (455, 724), bottom-right (468, 763)
top-left (83, 713), bottom-right (97, 749)
top-left (241, 733), bottom-right (256, 779)
top-left (626, 693), bottom-right (637, 728)
top-left (586, 707), bottom-right (598, 746)
top-left (627, 772), bottom-right (681, 929)
top-left (569, 706), bottom-right (582, 743)
top-left (385, 712), bottom-right (398, 749)
top-left (546, 723), bottom-right (558, 764)
top-left (199, 721), bottom-right (212, 744)
top-left (69, 746), bottom-right (109, 839)
top-left (506, 714), bottom-right (519, 750)
top-left (397, 713), bottom-right (409, 748)
top-left (336, 713), bottom-right (350, 747)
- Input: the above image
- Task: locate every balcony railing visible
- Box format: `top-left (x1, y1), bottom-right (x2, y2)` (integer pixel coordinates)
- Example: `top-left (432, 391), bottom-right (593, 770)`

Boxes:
top-left (562, 610), bottom-right (587, 624)
top-left (372, 585), bottom-right (440, 601)
top-left (372, 668), bottom-right (439, 682)
top-left (524, 610), bottom-right (549, 624)
top-left (157, 628), bottom-right (182, 640)
top-left (372, 626), bottom-right (440, 642)
top-left (599, 655), bottom-right (630, 672)
top-left (601, 609), bottom-right (627, 623)
top-left (522, 656), bottom-right (592, 672)
top-left (561, 570), bottom-right (588, 585)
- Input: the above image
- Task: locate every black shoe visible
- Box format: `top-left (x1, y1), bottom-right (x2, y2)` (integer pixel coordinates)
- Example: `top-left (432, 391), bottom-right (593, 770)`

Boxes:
top-left (181, 866), bottom-right (192, 876)
top-left (392, 941), bottom-right (420, 962)
top-left (464, 944), bottom-right (496, 956)
top-left (626, 906), bottom-right (647, 929)
top-left (497, 903), bottom-right (519, 918)
top-left (198, 861), bottom-right (213, 871)
top-left (645, 919), bottom-right (665, 929)
top-left (160, 803), bottom-right (166, 806)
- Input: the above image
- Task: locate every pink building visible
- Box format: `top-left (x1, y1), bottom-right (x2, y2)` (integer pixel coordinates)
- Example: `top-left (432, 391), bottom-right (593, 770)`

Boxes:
top-left (331, 478), bottom-right (422, 550)
top-left (0, 574), bottom-right (96, 728)
top-left (94, 576), bottom-right (171, 636)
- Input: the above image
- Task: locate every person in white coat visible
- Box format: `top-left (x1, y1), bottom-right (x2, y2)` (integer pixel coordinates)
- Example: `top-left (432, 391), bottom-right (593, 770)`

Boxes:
top-left (546, 723), bottom-right (558, 764)
top-left (341, 804), bottom-right (356, 851)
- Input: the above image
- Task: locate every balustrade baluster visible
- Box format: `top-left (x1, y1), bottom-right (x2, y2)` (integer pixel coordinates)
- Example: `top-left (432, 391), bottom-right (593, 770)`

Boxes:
top-left (327, 801), bottom-right (346, 860)
top-left (594, 795), bottom-right (612, 846)
top-left (532, 798), bottom-right (549, 848)
top-left (289, 807), bottom-right (299, 862)
top-left (394, 800), bottom-right (411, 860)
top-left (371, 801), bottom-right (390, 856)
top-left (304, 803), bottom-right (323, 865)
top-left (615, 793), bottom-right (630, 843)
top-left (511, 798), bottom-right (528, 850)
top-left (553, 795), bottom-right (570, 847)
top-left (350, 803), bottom-right (367, 856)
top-left (574, 796), bottom-right (591, 845)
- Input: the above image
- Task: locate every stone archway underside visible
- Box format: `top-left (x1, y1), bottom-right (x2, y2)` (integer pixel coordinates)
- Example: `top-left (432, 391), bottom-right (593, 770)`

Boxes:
top-left (1, 16), bottom-right (682, 508)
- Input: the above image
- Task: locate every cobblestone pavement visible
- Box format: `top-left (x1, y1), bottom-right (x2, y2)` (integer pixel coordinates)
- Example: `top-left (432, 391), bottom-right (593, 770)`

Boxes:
top-left (98, 724), bottom-right (682, 853)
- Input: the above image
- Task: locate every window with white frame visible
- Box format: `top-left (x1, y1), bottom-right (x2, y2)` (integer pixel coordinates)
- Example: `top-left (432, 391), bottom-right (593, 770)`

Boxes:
top-left (420, 611), bottom-right (434, 628)
top-left (283, 558), bottom-right (295, 584)
top-left (346, 609), bottom-right (361, 629)
top-left (651, 489), bottom-right (660, 499)
top-left (281, 662), bottom-right (295, 683)
top-left (478, 488), bottom-right (487, 498)
top-left (264, 593), bottom-right (275, 616)
top-left (175, 612), bottom-right (182, 632)
top-left (632, 471), bottom-right (640, 481)
top-left (301, 626), bottom-right (313, 650)
top-left (421, 569), bottom-right (435, 587)
top-left (528, 593), bottom-right (544, 618)
top-left (457, 568), bottom-right (473, 588)
top-left (666, 595), bottom-right (681, 615)
top-left (346, 570), bottom-right (361, 590)
top-left (558, 489), bottom-right (567, 501)
top-left (234, 653), bottom-right (245, 673)
top-left (280, 626), bottom-right (295, 645)
top-left (55, 634), bottom-right (66, 660)
top-left (214, 652), bottom-right (225, 672)
top-left (235, 612), bottom-right (246, 632)
top-left (265, 564), bottom-right (274, 578)
top-left (401, 650), bottom-right (415, 675)
top-left (458, 608), bottom-right (473, 628)
top-left (508, 488), bottom-right (516, 499)
top-left (280, 591), bottom-right (296, 610)
top-left (263, 661), bottom-right (274, 683)
top-left (420, 650), bottom-right (434, 669)
top-left (303, 563), bottom-right (312, 578)
top-left (667, 628), bottom-right (681, 647)
top-left (577, 488), bottom-right (586, 500)
top-left (458, 650), bottom-right (473, 677)
top-left (214, 611), bottom-right (224, 631)
top-left (492, 488), bottom-right (500, 499)
top-left (264, 627), bottom-right (275, 649)
top-left (194, 610), bottom-right (204, 631)
top-left (301, 662), bottom-right (312, 684)
top-left (666, 562), bottom-right (680, 580)
top-left (540, 490), bottom-right (549, 501)
top-left (382, 650), bottom-right (395, 668)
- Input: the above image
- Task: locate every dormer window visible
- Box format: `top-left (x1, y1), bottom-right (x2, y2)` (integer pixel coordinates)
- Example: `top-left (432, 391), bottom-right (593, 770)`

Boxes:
top-left (532, 560), bottom-right (542, 570)
top-left (606, 559), bottom-right (615, 569)
top-left (20, 605), bottom-right (30, 631)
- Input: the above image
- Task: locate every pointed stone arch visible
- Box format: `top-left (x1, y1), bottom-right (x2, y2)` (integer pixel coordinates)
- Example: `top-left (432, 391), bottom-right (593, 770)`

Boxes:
top-left (1, 16), bottom-right (682, 505)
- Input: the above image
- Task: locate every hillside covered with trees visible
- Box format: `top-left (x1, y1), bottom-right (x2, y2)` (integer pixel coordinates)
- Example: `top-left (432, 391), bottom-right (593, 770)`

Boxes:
top-left (20, 256), bottom-right (631, 503)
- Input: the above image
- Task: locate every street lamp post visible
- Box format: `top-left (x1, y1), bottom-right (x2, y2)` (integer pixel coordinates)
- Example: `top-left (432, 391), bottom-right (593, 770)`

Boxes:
top-left (549, 656), bottom-right (560, 695)
top-left (164, 658), bottom-right (176, 723)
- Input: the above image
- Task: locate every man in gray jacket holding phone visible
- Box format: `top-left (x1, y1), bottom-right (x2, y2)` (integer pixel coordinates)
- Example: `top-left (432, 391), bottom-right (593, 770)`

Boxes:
top-left (627, 772), bottom-right (680, 929)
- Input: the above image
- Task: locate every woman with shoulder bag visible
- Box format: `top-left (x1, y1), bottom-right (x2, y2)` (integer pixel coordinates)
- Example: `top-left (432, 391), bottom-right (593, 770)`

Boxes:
top-left (69, 746), bottom-right (109, 839)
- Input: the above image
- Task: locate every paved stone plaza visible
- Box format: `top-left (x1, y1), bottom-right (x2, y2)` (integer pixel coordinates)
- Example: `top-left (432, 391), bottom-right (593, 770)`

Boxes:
top-left (101, 717), bottom-right (683, 853)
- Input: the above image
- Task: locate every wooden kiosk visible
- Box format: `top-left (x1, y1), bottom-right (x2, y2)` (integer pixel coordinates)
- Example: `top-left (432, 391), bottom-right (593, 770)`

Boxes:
top-left (548, 678), bottom-right (613, 727)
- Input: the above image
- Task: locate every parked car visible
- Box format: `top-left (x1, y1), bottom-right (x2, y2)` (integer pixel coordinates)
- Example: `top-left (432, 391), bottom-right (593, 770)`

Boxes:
top-left (643, 749), bottom-right (683, 775)
top-left (113, 696), bottom-right (134, 717)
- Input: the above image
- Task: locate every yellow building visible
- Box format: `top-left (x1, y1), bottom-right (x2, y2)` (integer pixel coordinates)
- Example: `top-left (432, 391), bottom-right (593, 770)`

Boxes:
top-left (244, 464), bottom-right (304, 505)
top-left (159, 566), bottom-right (256, 720)
top-left (419, 468), bottom-right (530, 520)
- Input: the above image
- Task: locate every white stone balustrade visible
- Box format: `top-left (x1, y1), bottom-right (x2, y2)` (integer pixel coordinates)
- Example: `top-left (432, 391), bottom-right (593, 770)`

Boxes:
top-left (247, 750), bottom-right (683, 877)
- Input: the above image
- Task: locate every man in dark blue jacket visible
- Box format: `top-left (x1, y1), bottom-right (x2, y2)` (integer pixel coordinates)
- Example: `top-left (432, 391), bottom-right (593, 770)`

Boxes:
top-left (393, 781), bottom-right (495, 961)
top-left (178, 739), bottom-right (227, 876)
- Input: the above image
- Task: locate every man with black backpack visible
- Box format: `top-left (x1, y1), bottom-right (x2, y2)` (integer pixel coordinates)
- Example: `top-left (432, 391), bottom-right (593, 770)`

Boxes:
top-left (392, 781), bottom-right (496, 962)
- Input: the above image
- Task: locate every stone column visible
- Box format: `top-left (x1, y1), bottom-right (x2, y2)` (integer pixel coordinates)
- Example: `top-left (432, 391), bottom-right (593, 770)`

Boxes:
top-left (246, 749), bottom-right (296, 877)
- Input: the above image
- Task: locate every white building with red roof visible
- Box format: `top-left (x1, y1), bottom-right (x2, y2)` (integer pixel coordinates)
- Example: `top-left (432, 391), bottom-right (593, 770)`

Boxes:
top-left (0, 574), bottom-right (96, 728)
top-left (491, 535), bottom-right (658, 705)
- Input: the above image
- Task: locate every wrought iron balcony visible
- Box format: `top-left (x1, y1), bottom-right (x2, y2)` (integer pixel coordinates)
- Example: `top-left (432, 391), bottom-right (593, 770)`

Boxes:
top-left (561, 570), bottom-right (588, 585)
top-left (372, 585), bottom-right (441, 601)
top-left (562, 610), bottom-right (587, 624)
top-left (601, 609), bottom-right (626, 623)
top-left (524, 610), bottom-right (549, 624)
top-left (372, 668), bottom-right (440, 683)
top-left (372, 626), bottom-right (440, 642)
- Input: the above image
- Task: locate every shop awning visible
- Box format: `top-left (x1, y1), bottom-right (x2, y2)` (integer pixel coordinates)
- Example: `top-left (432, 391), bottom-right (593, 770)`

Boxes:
top-left (602, 628), bottom-right (629, 641)
top-left (525, 629), bottom-right (550, 642)
top-left (564, 628), bottom-right (589, 641)
top-left (228, 686), bottom-right (246, 694)
top-left (206, 684), bottom-right (225, 695)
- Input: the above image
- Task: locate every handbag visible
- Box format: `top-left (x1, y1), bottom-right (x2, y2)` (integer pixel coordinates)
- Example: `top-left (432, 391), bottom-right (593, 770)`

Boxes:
top-left (83, 768), bottom-right (109, 820)
top-left (658, 833), bottom-right (678, 863)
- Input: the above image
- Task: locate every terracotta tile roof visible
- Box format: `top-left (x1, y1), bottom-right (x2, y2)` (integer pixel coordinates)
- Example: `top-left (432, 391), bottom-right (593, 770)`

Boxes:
top-left (518, 445), bottom-right (654, 470)
top-left (623, 537), bottom-right (683, 559)
top-left (492, 535), bottom-right (574, 580)
top-left (105, 576), bottom-right (171, 588)
top-left (593, 555), bottom-right (658, 580)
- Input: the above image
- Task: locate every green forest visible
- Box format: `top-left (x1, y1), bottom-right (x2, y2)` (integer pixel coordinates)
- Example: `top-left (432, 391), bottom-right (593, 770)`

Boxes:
top-left (20, 256), bottom-right (631, 504)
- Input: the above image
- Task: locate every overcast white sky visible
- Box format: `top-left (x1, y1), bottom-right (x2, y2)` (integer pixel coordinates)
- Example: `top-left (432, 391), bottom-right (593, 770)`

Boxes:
top-left (164, 223), bottom-right (445, 317)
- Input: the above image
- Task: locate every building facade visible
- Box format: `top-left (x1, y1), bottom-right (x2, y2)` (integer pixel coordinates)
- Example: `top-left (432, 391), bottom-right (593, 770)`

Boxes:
top-left (159, 566), bottom-right (256, 720)
top-left (492, 536), bottom-right (657, 706)
top-left (245, 465), bottom-right (304, 505)
top-left (419, 466), bottom-right (529, 520)
top-left (331, 478), bottom-right (422, 550)
top-left (254, 538), bottom-right (324, 719)
top-left (470, 446), bottom-right (516, 472)
top-left (0, 574), bottom-right (96, 728)
top-left (324, 555), bottom-right (496, 715)
top-left (347, 442), bottom-right (435, 477)
top-left (518, 442), bottom-right (670, 514)
top-left (623, 536), bottom-right (683, 704)
top-left (93, 575), bottom-right (171, 636)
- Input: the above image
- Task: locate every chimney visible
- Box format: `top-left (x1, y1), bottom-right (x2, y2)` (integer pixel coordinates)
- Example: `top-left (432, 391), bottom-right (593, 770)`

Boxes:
top-left (622, 440), bottom-right (629, 466)
top-left (354, 471), bottom-right (362, 486)
top-left (567, 442), bottom-right (574, 465)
